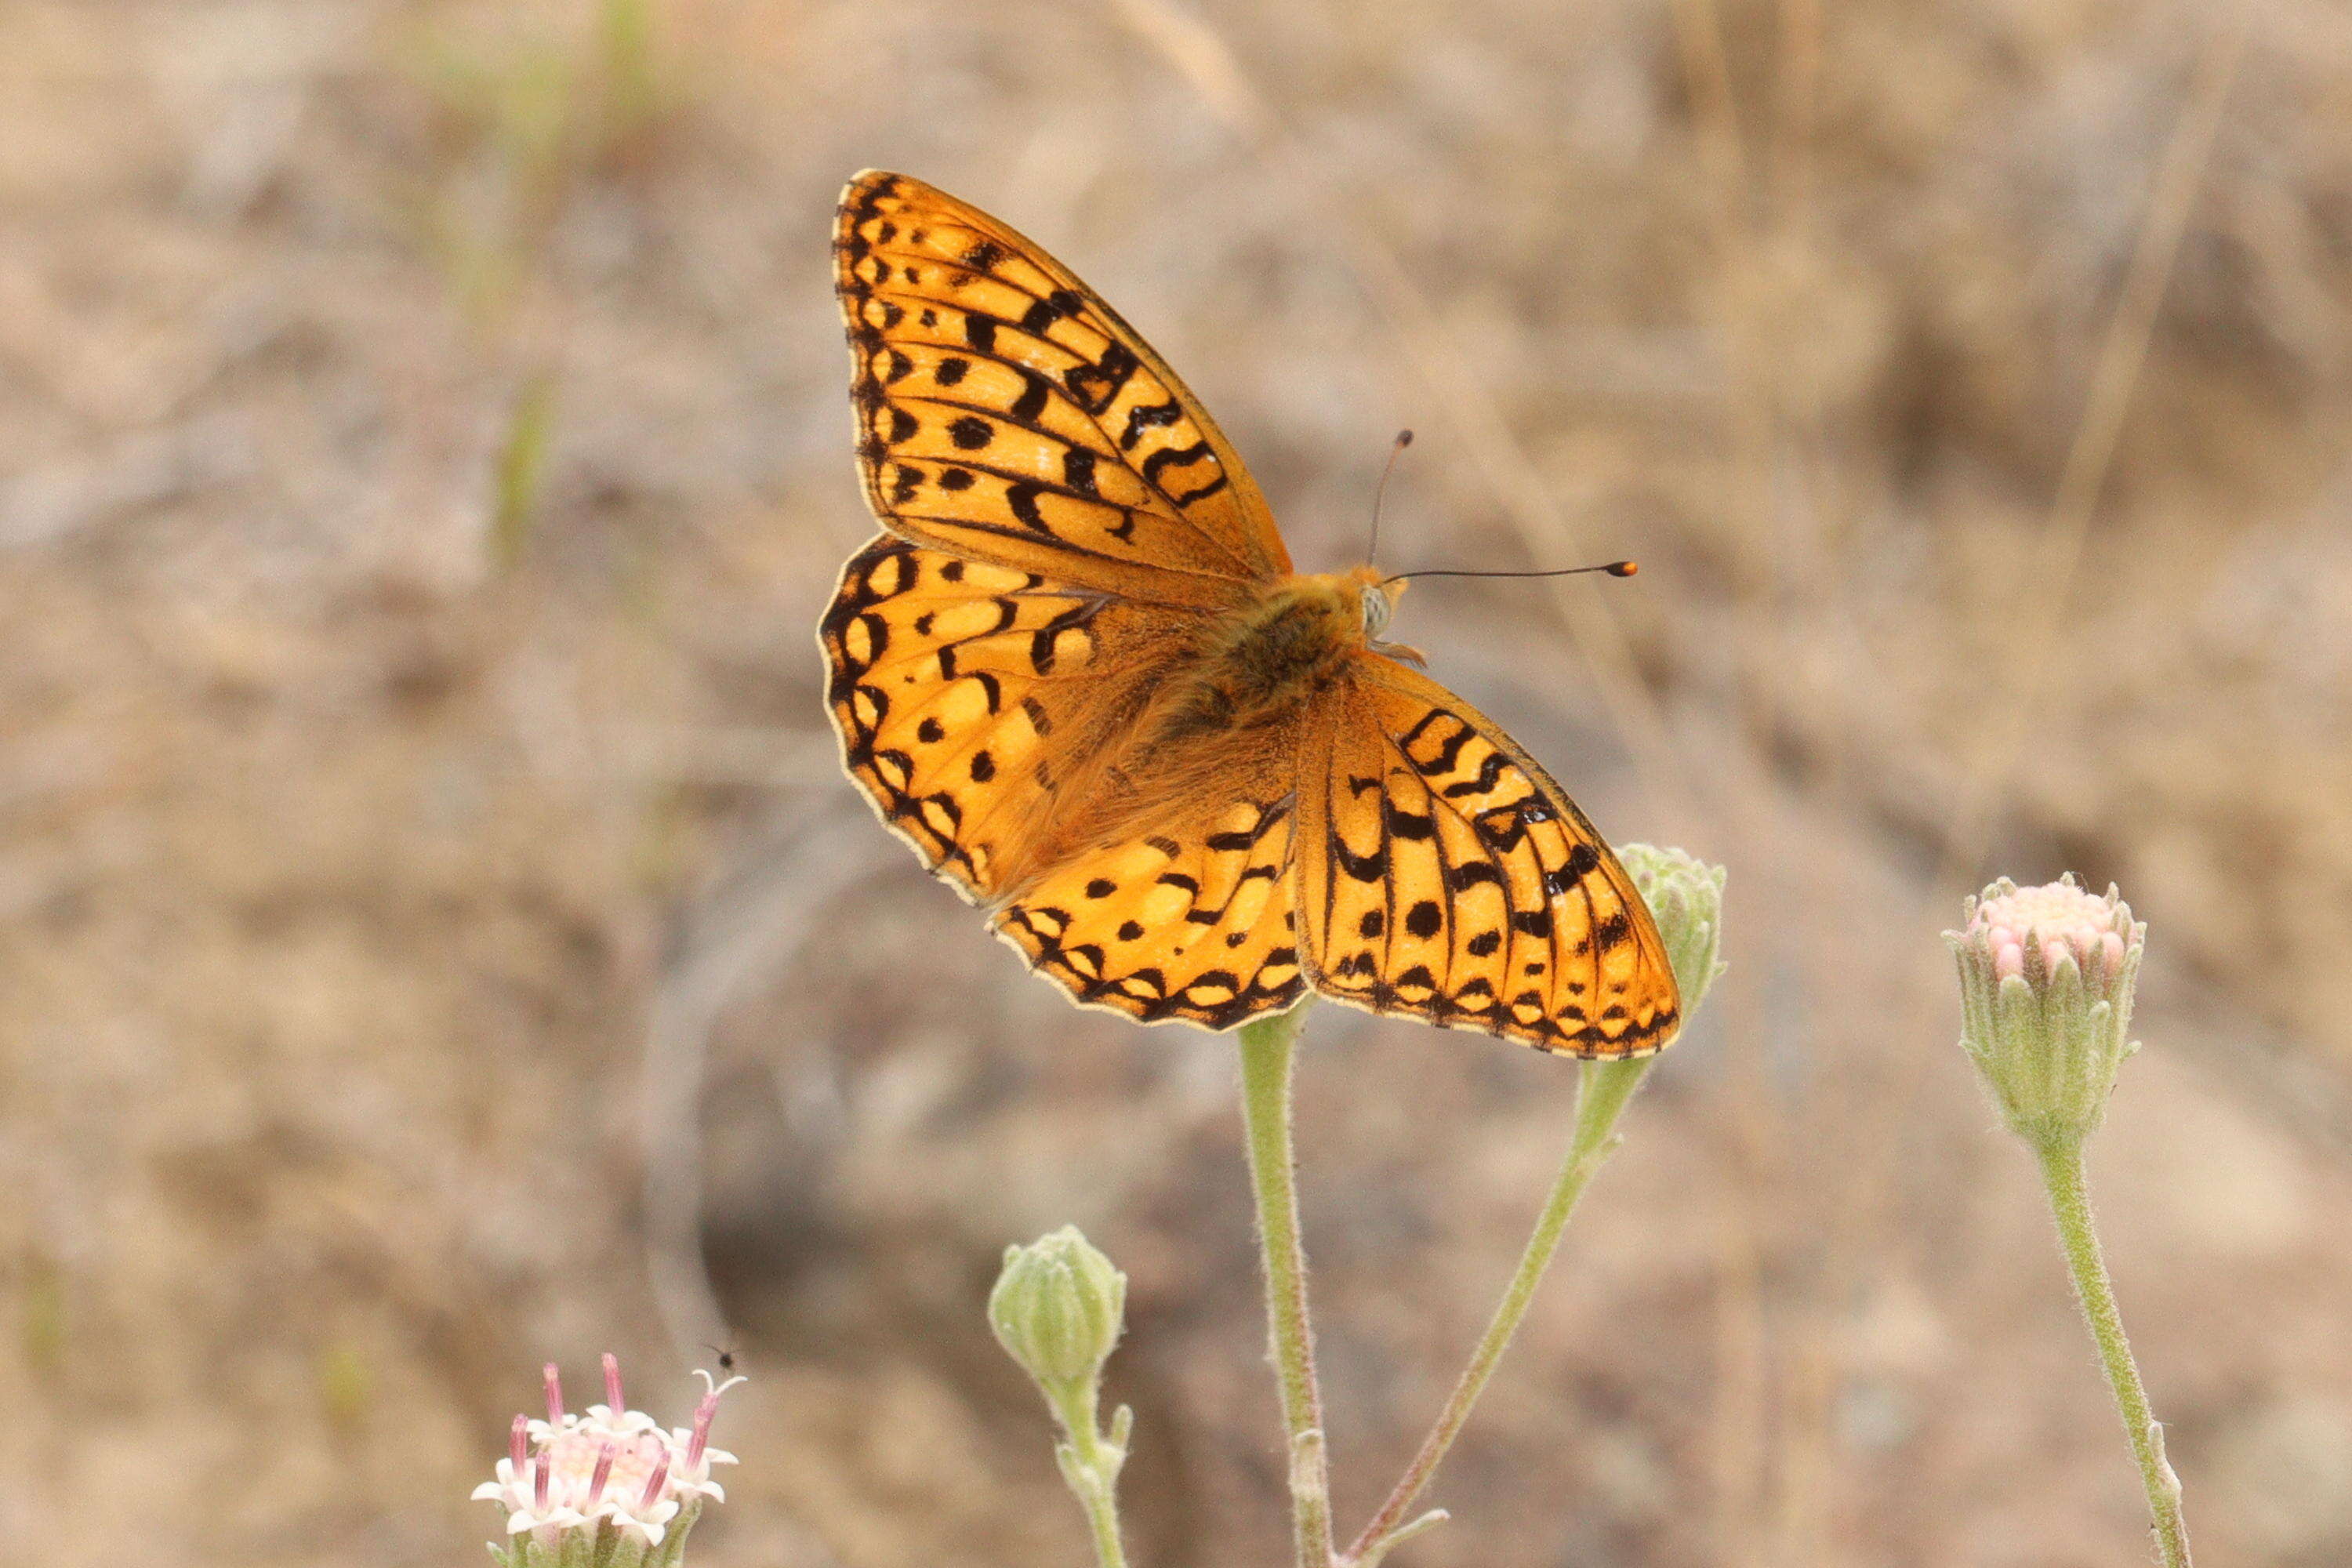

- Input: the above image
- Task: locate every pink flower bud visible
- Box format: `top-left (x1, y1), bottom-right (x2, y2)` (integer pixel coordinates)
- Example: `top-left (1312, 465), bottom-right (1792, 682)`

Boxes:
top-left (1947, 875), bottom-right (2146, 1149)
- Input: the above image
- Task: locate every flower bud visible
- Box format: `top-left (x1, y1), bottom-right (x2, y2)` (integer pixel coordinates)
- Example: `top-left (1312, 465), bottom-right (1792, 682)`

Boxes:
top-left (1947, 875), bottom-right (2145, 1151)
top-left (989, 1226), bottom-right (1127, 1397)
top-left (1615, 843), bottom-right (1726, 1014)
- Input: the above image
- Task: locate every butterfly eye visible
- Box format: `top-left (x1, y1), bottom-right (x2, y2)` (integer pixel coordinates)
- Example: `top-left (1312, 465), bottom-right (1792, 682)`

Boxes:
top-left (1360, 588), bottom-right (1391, 640)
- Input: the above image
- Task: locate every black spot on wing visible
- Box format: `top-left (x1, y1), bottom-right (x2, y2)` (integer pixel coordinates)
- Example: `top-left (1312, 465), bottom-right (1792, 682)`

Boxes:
top-left (1120, 398), bottom-right (1181, 451)
top-left (1382, 800), bottom-right (1436, 840)
top-left (1065, 343), bottom-right (1140, 415)
top-left (1007, 482), bottom-right (1050, 534)
top-left (1011, 368), bottom-right (1051, 423)
top-left (1139, 441), bottom-right (1212, 489)
top-left (1441, 751), bottom-right (1509, 799)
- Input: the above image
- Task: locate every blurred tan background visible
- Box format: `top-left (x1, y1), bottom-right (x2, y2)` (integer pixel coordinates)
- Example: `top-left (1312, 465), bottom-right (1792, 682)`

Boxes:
top-left (7, 1), bottom-right (2352, 1564)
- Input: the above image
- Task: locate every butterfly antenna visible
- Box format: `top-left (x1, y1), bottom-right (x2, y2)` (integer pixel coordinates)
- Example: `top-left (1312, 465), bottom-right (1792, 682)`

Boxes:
top-left (1385, 560), bottom-right (1639, 585)
top-left (1365, 429), bottom-right (1413, 565)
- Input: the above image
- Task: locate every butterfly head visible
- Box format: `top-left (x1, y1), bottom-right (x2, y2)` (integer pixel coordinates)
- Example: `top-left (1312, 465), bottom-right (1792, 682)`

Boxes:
top-left (1342, 566), bottom-right (1425, 669)
top-left (1359, 575), bottom-right (1396, 640)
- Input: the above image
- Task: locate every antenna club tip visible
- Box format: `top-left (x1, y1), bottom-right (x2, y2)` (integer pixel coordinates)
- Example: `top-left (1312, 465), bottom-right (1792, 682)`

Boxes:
top-left (1395, 429), bottom-right (1414, 448)
top-left (1609, 560), bottom-right (1639, 577)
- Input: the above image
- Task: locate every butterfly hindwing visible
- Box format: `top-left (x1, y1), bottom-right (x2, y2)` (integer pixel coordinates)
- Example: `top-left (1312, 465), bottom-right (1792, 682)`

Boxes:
top-left (835, 171), bottom-right (1288, 604)
top-left (1298, 661), bottom-right (1681, 1057)
top-left (995, 789), bottom-right (1306, 1029)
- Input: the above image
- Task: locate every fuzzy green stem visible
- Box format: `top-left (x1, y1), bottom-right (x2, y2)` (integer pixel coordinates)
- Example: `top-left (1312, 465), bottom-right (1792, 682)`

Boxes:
top-left (2034, 1139), bottom-right (2191, 1568)
top-left (1048, 1380), bottom-right (1132, 1568)
top-left (1236, 1005), bottom-right (1334, 1568)
top-left (1345, 1057), bottom-right (1652, 1565)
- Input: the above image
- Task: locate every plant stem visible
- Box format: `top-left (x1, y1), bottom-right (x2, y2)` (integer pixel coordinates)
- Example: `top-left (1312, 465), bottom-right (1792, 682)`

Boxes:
top-left (1051, 1383), bottom-right (1132, 1568)
top-left (2033, 1139), bottom-right (2191, 1568)
top-left (1236, 1004), bottom-right (1334, 1568)
top-left (1077, 1472), bottom-right (1128, 1568)
top-left (1345, 1057), bottom-right (1653, 1564)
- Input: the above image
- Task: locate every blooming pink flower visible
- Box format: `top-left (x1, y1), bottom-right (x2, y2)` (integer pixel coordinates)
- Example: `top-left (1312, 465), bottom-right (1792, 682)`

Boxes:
top-left (474, 1356), bottom-right (743, 1566)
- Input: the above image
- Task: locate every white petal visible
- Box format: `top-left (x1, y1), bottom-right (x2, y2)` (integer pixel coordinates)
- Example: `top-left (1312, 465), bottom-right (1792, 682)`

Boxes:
top-left (506, 1512), bottom-right (535, 1536)
top-left (472, 1483), bottom-right (510, 1502)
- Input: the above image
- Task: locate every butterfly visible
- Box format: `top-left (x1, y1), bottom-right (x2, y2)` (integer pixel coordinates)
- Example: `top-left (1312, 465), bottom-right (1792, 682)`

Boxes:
top-left (821, 171), bottom-right (1680, 1058)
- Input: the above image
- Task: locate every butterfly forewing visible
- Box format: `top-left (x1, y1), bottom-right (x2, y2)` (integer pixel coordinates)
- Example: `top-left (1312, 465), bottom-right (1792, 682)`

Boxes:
top-left (835, 172), bottom-right (1288, 603)
top-left (1298, 661), bottom-right (1681, 1056)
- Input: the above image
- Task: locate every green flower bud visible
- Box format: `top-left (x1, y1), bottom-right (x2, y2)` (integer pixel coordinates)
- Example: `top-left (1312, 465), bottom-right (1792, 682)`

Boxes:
top-left (1947, 875), bottom-right (2145, 1151)
top-left (989, 1226), bottom-right (1127, 1397)
top-left (1615, 843), bottom-right (1726, 1014)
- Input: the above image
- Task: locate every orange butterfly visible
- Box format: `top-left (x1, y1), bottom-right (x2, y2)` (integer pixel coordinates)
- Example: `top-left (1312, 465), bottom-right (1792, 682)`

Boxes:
top-left (822, 172), bottom-right (1679, 1058)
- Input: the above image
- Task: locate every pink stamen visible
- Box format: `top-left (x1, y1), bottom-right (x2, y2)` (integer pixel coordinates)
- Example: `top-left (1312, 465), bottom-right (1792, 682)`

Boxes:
top-left (509, 1413), bottom-right (529, 1474)
top-left (533, 1454), bottom-right (550, 1512)
top-left (686, 1391), bottom-right (720, 1468)
top-left (589, 1440), bottom-right (617, 1504)
top-left (603, 1352), bottom-right (623, 1414)
top-left (543, 1363), bottom-right (564, 1426)
top-left (640, 1451), bottom-right (673, 1510)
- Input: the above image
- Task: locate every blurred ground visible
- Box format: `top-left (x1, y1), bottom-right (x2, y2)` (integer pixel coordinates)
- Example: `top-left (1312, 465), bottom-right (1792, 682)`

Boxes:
top-left (5, 1), bottom-right (2352, 1565)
